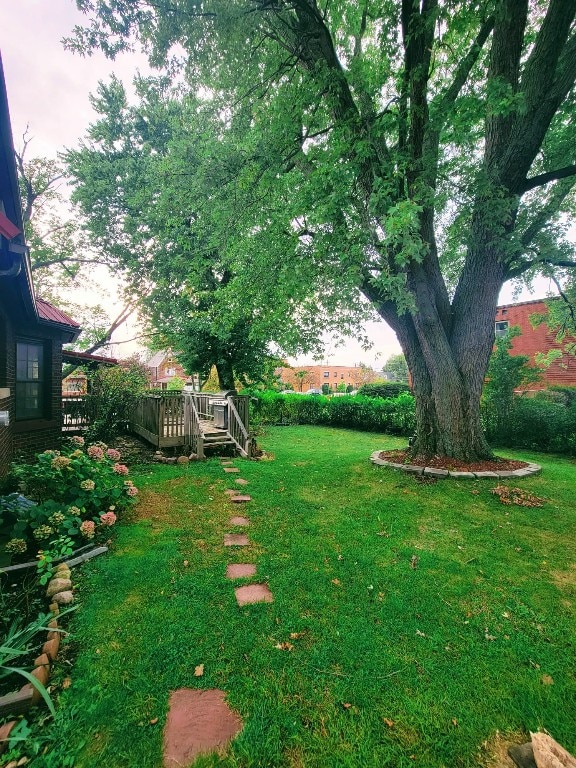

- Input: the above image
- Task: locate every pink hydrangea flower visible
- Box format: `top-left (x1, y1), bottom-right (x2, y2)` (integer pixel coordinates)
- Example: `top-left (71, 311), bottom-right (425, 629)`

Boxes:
top-left (126, 486), bottom-right (139, 497)
top-left (80, 520), bottom-right (96, 538)
top-left (87, 445), bottom-right (104, 460)
top-left (107, 448), bottom-right (121, 461)
top-left (70, 436), bottom-right (85, 447)
top-left (99, 511), bottom-right (117, 526)
top-left (113, 463), bottom-right (129, 475)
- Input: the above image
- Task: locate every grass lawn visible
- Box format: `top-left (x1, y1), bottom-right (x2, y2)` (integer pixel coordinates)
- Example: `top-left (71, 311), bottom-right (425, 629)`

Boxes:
top-left (28, 426), bottom-right (576, 767)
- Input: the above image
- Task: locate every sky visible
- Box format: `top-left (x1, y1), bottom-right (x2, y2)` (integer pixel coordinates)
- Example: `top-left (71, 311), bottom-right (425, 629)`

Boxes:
top-left (0, 0), bottom-right (561, 370)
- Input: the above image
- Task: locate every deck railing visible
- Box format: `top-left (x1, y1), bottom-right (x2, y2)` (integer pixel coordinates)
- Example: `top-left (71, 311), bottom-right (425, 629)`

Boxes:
top-left (227, 397), bottom-right (251, 457)
top-left (62, 396), bottom-right (89, 431)
top-left (129, 392), bottom-right (251, 454)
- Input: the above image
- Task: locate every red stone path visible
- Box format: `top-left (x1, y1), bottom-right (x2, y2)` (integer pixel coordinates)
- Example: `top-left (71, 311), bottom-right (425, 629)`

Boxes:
top-left (235, 583), bottom-right (274, 606)
top-left (162, 458), bottom-right (274, 766)
top-left (163, 689), bottom-right (243, 767)
top-left (229, 516), bottom-right (250, 526)
top-left (226, 563), bottom-right (256, 579)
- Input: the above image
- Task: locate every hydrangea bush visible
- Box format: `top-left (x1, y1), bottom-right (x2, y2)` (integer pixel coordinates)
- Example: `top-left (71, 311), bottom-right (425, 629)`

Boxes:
top-left (2, 437), bottom-right (138, 563)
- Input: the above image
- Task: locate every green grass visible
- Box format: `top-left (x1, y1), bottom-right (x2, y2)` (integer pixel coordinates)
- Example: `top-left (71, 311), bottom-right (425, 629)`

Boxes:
top-left (23, 427), bottom-right (576, 767)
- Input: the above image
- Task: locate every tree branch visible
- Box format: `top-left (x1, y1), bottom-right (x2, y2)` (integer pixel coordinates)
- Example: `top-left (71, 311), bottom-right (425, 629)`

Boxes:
top-left (520, 163), bottom-right (576, 194)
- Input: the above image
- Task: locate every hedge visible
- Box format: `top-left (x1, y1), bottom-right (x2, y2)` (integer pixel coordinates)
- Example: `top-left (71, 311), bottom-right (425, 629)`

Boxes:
top-left (248, 390), bottom-right (576, 456)
top-left (249, 392), bottom-right (415, 436)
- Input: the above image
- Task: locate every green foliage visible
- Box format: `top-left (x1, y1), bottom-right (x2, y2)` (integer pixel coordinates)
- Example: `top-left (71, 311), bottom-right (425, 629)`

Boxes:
top-left (357, 382), bottom-right (411, 399)
top-left (382, 353), bottom-right (409, 384)
top-left (482, 328), bottom-right (543, 441)
top-left (5, 437), bottom-right (137, 563)
top-left (250, 391), bottom-right (415, 435)
top-left (166, 376), bottom-right (184, 391)
top-left (84, 358), bottom-right (149, 441)
top-left (483, 397), bottom-right (576, 456)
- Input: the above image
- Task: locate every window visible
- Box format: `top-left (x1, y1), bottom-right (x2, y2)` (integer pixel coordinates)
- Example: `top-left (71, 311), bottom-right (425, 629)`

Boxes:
top-left (495, 321), bottom-right (509, 338)
top-left (16, 341), bottom-right (46, 419)
top-left (323, 371), bottom-right (329, 378)
top-left (334, 372), bottom-right (337, 378)
top-left (166, 367), bottom-right (176, 376)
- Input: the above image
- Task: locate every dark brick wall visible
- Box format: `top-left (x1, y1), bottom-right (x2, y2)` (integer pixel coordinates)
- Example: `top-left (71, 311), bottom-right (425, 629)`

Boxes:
top-left (0, 309), bottom-right (65, 474)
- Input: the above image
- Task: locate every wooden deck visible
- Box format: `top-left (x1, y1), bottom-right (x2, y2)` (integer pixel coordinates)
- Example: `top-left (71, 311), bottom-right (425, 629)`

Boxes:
top-left (129, 394), bottom-right (251, 457)
top-left (62, 393), bottom-right (251, 458)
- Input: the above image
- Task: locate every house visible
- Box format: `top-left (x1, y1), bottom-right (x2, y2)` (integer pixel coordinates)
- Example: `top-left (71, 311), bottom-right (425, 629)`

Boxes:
top-left (276, 364), bottom-right (379, 392)
top-left (495, 298), bottom-right (576, 390)
top-left (146, 350), bottom-right (191, 389)
top-left (62, 349), bottom-right (119, 395)
top-left (0, 53), bottom-right (81, 476)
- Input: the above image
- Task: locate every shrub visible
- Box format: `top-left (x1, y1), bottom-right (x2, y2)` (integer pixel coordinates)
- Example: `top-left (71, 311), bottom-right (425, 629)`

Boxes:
top-left (249, 391), bottom-right (415, 435)
top-left (84, 358), bottom-right (149, 441)
top-left (484, 397), bottom-right (576, 455)
top-left (3, 437), bottom-right (138, 564)
top-left (357, 382), bottom-right (411, 399)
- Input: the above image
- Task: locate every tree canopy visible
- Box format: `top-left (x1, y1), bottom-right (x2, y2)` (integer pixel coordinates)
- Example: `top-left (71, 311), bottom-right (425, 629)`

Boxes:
top-left (67, 0), bottom-right (576, 458)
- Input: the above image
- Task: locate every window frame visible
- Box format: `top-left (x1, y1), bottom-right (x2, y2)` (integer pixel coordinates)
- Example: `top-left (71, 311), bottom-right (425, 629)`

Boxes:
top-left (15, 339), bottom-right (48, 421)
top-left (494, 320), bottom-right (510, 338)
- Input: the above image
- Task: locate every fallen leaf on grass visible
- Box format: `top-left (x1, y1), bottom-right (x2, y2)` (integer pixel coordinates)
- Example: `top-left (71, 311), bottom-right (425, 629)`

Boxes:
top-left (331, 578), bottom-right (341, 586)
top-left (62, 677), bottom-right (72, 689)
top-left (194, 664), bottom-right (204, 677)
top-left (275, 642), bottom-right (294, 651)
top-left (183, 560), bottom-right (189, 567)
top-left (410, 555), bottom-right (419, 569)
top-left (289, 632), bottom-right (306, 640)
top-left (540, 674), bottom-right (554, 685)
top-left (341, 702), bottom-right (352, 710)
top-left (415, 629), bottom-right (426, 637)
top-left (149, 718), bottom-right (158, 725)
top-left (452, 718), bottom-right (458, 727)
top-left (383, 718), bottom-right (395, 728)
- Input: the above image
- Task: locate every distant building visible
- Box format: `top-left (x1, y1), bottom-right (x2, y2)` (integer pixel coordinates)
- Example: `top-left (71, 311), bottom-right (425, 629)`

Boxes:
top-left (275, 364), bottom-right (378, 392)
top-left (495, 298), bottom-right (576, 390)
top-left (146, 350), bottom-right (190, 389)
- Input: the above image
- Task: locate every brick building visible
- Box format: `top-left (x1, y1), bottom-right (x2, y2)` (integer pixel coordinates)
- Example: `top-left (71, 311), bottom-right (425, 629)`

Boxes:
top-left (276, 364), bottom-right (378, 392)
top-left (146, 350), bottom-right (190, 389)
top-left (495, 299), bottom-right (576, 390)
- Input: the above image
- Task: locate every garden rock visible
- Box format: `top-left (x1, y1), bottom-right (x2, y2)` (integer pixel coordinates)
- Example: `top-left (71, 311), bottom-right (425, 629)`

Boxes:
top-left (46, 578), bottom-right (72, 597)
top-left (52, 590), bottom-right (74, 605)
top-left (177, 456), bottom-right (189, 465)
top-left (531, 732), bottom-right (576, 768)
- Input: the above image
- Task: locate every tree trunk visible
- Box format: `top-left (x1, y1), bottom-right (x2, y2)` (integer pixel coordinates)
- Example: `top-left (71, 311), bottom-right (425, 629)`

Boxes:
top-left (215, 359), bottom-right (235, 390)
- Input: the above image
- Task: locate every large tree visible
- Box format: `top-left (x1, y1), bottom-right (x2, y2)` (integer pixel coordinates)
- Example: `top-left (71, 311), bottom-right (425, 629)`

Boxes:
top-left (68, 1), bottom-right (576, 459)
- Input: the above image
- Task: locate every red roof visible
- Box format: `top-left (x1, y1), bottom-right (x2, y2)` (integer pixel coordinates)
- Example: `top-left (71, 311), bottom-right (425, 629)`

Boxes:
top-left (36, 297), bottom-right (80, 328)
top-left (62, 349), bottom-right (118, 365)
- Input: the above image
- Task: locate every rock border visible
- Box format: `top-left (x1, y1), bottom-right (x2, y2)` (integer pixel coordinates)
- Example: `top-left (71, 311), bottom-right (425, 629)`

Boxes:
top-left (370, 451), bottom-right (541, 479)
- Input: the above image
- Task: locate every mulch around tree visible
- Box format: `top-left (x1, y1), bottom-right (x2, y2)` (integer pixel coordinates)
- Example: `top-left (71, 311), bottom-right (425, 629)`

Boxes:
top-left (379, 449), bottom-right (529, 473)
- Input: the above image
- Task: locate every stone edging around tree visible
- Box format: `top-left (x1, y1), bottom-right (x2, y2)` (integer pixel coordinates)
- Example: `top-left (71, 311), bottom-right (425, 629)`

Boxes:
top-left (370, 451), bottom-right (542, 479)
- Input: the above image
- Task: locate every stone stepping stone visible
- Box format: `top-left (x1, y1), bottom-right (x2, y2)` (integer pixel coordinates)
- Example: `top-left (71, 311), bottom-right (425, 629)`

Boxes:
top-left (224, 489), bottom-right (238, 496)
top-left (224, 534), bottom-right (250, 546)
top-left (235, 583), bottom-right (274, 606)
top-left (221, 460), bottom-right (234, 465)
top-left (231, 495), bottom-right (251, 503)
top-left (229, 516), bottom-right (250, 527)
top-left (223, 467), bottom-right (240, 473)
top-left (226, 564), bottom-right (256, 580)
top-left (235, 478), bottom-right (249, 486)
top-left (163, 688), bottom-right (242, 767)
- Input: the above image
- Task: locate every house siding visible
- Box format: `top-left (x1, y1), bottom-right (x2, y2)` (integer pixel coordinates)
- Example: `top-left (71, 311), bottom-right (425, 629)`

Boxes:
top-left (496, 299), bottom-right (576, 390)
